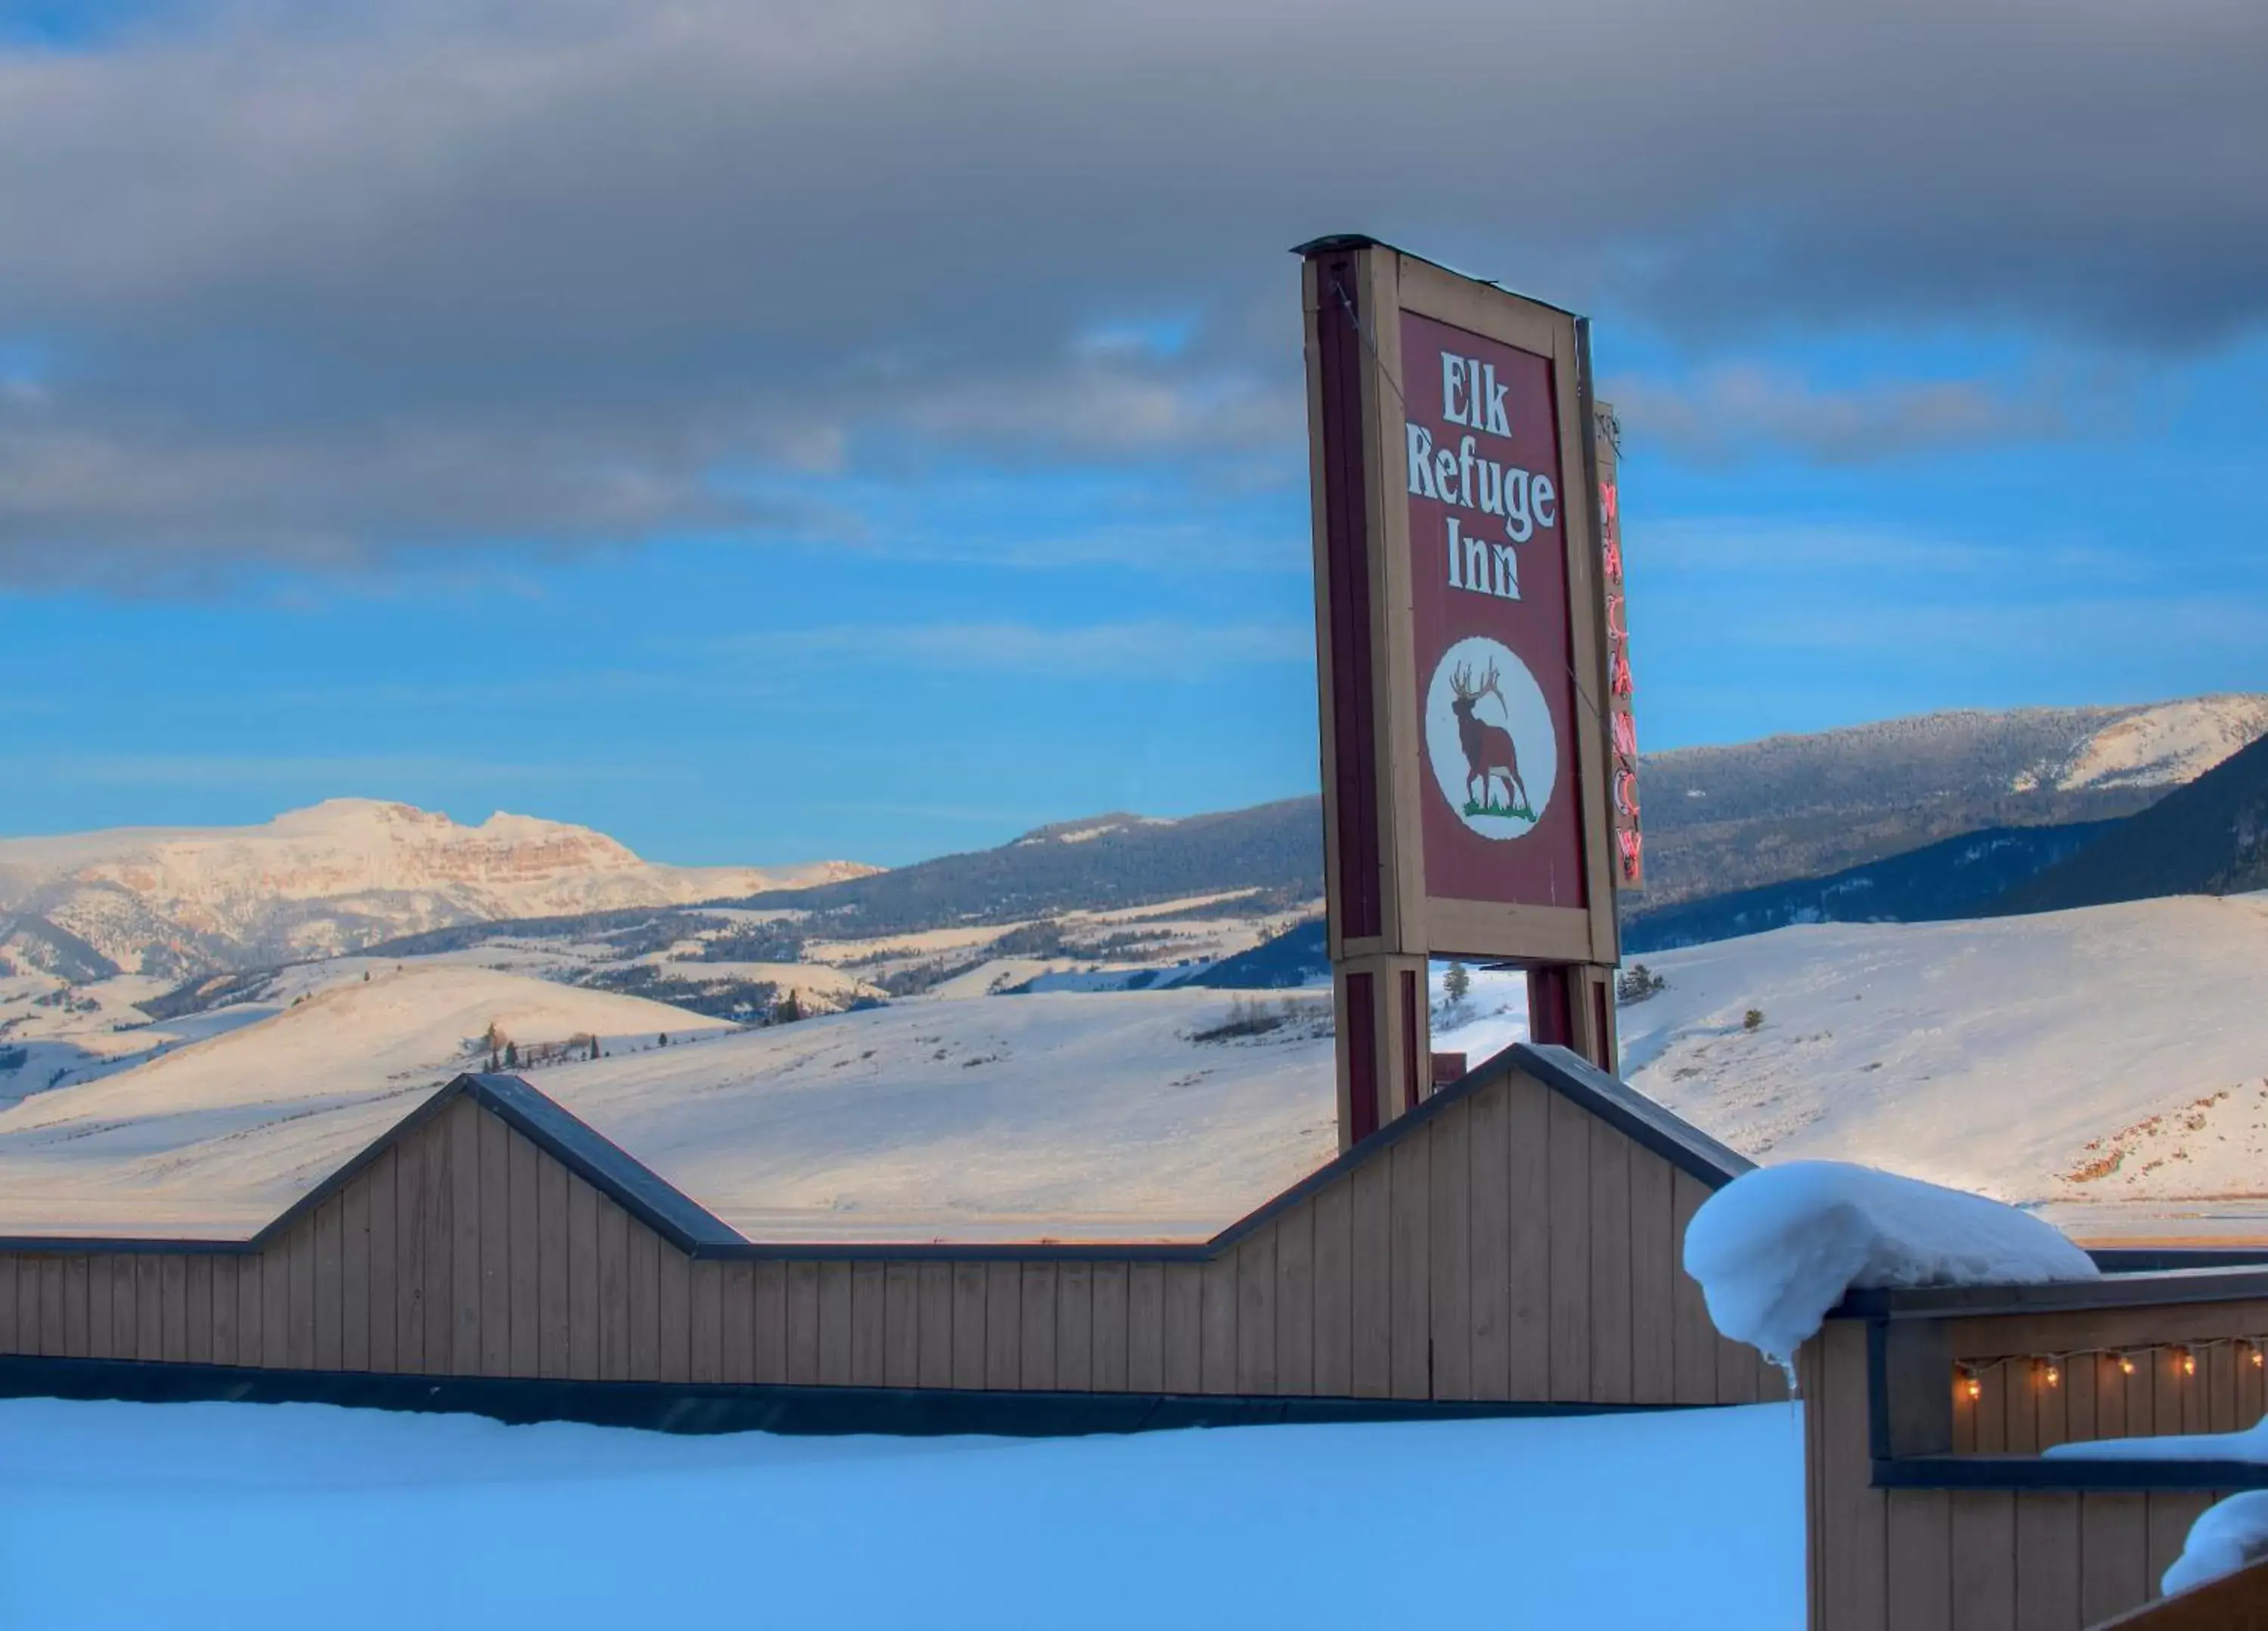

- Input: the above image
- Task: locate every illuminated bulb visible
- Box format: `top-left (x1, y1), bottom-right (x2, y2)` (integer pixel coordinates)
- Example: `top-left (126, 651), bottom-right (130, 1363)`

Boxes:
top-left (2249, 1342), bottom-right (2265, 1370)
top-left (2179, 1348), bottom-right (2198, 1378)
top-left (2042, 1360), bottom-right (2062, 1388)
top-left (1958, 1363), bottom-right (1982, 1402)
top-left (2116, 1352), bottom-right (2138, 1376)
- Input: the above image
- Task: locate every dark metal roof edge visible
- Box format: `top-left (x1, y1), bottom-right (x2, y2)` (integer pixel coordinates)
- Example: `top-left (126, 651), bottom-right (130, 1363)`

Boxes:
top-left (1875, 1453), bottom-right (2268, 1492)
top-left (1834, 1264), bottom-right (2268, 1321)
top-left (1287, 234), bottom-right (1585, 320)
top-left (1513, 1044), bottom-right (1756, 1190)
top-left (0, 1236), bottom-right (258, 1256)
top-left (457, 1073), bottom-right (743, 1255)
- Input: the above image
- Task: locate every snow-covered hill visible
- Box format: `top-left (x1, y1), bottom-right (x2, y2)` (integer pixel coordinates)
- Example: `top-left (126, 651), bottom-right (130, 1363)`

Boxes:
top-left (0, 799), bottom-right (872, 979)
top-left (1440, 894), bottom-right (2268, 1239)
top-left (0, 964), bottom-right (733, 1233)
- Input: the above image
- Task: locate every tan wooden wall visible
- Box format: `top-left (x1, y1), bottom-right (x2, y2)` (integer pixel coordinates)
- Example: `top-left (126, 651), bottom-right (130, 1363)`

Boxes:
top-left (0, 1070), bottom-right (1786, 1406)
top-left (1803, 1298), bottom-right (2268, 1631)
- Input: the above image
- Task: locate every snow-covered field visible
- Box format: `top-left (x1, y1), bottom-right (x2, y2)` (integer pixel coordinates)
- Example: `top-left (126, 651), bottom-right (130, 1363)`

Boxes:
top-left (0, 1396), bottom-right (1805, 1629)
top-left (1440, 893), bottom-right (2268, 1241)
top-left (10, 890), bottom-right (2268, 1243)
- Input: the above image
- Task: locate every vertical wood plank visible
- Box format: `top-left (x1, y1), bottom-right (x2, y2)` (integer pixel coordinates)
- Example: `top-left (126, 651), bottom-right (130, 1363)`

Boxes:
top-left (537, 1151), bottom-right (569, 1379)
top-left (162, 1252), bottom-right (189, 1362)
top-left (917, 1261), bottom-right (953, 1388)
top-left (1547, 1090), bottom-right (1591, 1402)
top-left (2078, 1494), bottom-right (2150, 1627)
top-left (1388, 1129), bottom-right (1432, 1399)
top-left (184, 1255), bottom-right (212, 1364)
top-left (1670, 1172), bottom-right (1717, 1404)
top-left (751, 1260), bottom-right (788, 1385)
top-left (815, 1260), bottom-right (852, 1385)
top-left (40, 1257), bottom-right (65, 1357)
top-left (1951, 1492), bottom-right (2017, 1631)
top-left (1628, 1150), bottom-right (1675, 1404)
top-left (1021, 1262), bottom-right (1058, 1391)
top-left (625, 1227), bottom-right (663, 1380)
top-left (1160, 1261), bottom-right (1201, 1394)
top-left (1200, 1253), bottom-right (1236, 1394)
top-left (85, 1258), bottom-right (116, 1358)
top-left (395, 1131), bottom-right (427, 1374)
top-left (689, 1258), bottom-right (723, 1385)
top-left (210, 1256), bottom-right (237, 1367)
top-left (1275, 1204), bottom-right (1315, 1397)
top-left (1507, 1072), bottom-right (1554, 1400)
top-left (140, 1254), bottom-right (167, 1363)
top-left (786, 1259), bottom-right (821, 1385)
top-left (884, 1261), bottom-right (920, 1388)
top-left (596, 1196), bottom-right (629, 1382)
top-left (567, 1172), bottom-right (598, 1381)
top-left (1055, 1261), bottom-right (1092, 1392)
top-left (450, 1096), bottom-right (482, 1376)
top-left (1428, 1099), bottom-right (1472, 1400)
top-left (1887, 1491), bottom-right (1952, 1631)
top-left (110, 1254), bottom-right (137, 1360)
top-left (479, 1103), bottom-right (511, 1377)
top-left (1126, 1261), bottom-right (1164, 1394)
top-left (2146, 1493), bottom-right (2211, 1594)
top-left (341, 1172), bottom-right (369, 1371)
top-left (720, 1259), bottom-right (755, 1385)
top-left (1311, 1178), bottom-right (1352, 1397)
top-left (62, 1256), bottom-right (88, 1357)
top-left (309, 1199), bottom-right (339, 1369)
top-left (2014, 1494), bottom-right (2081, 1631)
top-left (234, 1252), bottom-right (260, 1368)
top-left (1092, 1261), bottom-right (1130, 1393)
top-left (850, 1259), bottom-right (887, 1387)
top-left (984, 1260), bottom-right (1022, 1390)
top-left (1588, 1123), bottom-right (1633, 1404)
top-left (508, 1128), bottom-right (540, 1379)
top-left (367, 1147), bottom-right (397, 1372)
top-left (1349, 1156), bottom-right (1390, 1398)
top-left (0, 1256), bottom-right (14, 1354)
top-left (1820, 1318), bottom-right (1888, 1631)
top-left (950, 1261), bottom-right (987, 1388)
top-left (657, 1244), bottom-right (690, 1383)
top-left (1467, 1079), bottom-right (1510, 1401)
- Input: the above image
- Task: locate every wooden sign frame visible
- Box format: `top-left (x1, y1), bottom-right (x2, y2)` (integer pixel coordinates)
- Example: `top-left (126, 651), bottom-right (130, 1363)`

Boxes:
top-left (1299, 236), bottom-right (1620, 975)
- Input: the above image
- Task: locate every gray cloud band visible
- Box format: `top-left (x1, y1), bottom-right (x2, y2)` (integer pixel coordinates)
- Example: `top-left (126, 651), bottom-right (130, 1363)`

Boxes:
top-left (0, 0), bottom-right (2260, 577)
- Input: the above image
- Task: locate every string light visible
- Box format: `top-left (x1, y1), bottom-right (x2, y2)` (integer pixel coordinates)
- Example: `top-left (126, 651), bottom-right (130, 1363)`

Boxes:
top-left (1951, 1336), bottom-right (2268, 1394)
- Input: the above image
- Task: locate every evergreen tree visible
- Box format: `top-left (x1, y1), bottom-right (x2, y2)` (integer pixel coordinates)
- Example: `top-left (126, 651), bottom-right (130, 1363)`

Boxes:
top-left (589, 1034), bottom-right (602, 1061)
top-left (503, 1039), bottom-right (519, 1068)
top-left (1443, 961), bottom-right (1472, 1007)
top-left (658, 1033), bottom-right (668, 1048)
top-left (488, 1050), bottom-right (499, 1072)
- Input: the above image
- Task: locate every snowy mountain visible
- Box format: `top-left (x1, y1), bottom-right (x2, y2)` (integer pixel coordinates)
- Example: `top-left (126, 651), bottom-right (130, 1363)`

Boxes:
top-left (1637, 692), bottom-right (2268, 906)
top-left (0, 799), bottom-right (872, 980)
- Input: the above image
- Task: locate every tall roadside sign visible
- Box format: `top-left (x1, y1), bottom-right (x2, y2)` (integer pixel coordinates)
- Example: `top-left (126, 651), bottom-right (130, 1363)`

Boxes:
top-left (1297, 235), bottom-right (1625, 1147)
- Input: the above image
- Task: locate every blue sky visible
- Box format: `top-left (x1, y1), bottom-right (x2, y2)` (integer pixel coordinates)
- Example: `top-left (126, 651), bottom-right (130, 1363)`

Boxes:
top-left (3, 0), bottom-right (2263, 866)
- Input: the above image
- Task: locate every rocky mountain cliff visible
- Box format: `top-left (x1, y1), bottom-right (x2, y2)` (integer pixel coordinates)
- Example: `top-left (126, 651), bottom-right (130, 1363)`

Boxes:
top-left (0, 800), bottom-right (871, 980)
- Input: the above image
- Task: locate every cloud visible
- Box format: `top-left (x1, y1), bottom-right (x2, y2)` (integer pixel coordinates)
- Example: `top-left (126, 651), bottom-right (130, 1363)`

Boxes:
top-left (0, 0), bottom-right (2261, 578)
top-left (1607, 364), bottom-right (2112, 465)
top-left (727, 620), bottom-right (1312, 677)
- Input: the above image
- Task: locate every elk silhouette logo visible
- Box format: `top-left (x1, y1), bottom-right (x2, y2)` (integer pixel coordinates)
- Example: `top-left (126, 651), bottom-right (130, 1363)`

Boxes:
top-left (1424, 636), bottom-right (1557, 839)
top-left (1448, 658), bottom-right (1531, 820)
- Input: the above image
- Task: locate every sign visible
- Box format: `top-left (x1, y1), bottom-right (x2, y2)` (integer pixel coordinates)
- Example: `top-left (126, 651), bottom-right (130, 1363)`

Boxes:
top-left (1595, 401), bottom-right (1643, 889)
top-left (1297, 236), bottom-right (1619, 973)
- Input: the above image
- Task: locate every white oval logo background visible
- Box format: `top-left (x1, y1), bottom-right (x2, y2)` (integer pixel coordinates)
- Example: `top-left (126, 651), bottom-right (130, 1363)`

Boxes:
top-left (1424, 636), bottom-right (1557, 840)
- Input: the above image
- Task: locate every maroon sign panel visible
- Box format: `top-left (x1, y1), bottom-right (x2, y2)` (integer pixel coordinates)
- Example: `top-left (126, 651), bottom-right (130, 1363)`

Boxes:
top-left (1400, 310), bottom-right (1587, 912)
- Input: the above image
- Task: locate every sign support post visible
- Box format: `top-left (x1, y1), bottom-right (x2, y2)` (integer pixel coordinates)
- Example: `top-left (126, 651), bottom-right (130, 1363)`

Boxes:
top-left (1298, 235), bottom-right (1627, 1148)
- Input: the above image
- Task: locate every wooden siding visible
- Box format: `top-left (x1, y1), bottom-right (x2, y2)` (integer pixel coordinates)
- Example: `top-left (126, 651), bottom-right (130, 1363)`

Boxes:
top-left (1803, 1304), bottom-right (2268, 1631)
top-left (0, 1067), bottom-right (1780, 1411)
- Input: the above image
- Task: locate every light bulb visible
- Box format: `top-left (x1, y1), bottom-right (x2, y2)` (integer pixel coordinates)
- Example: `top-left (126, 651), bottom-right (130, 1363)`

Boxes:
top-left (2117, 1352), bottom-right (2137, 1376)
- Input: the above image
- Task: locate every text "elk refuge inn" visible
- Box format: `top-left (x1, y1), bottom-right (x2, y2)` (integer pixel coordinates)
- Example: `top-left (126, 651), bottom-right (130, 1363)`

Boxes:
top-left (1406, 351), bottom-right (1557, 603)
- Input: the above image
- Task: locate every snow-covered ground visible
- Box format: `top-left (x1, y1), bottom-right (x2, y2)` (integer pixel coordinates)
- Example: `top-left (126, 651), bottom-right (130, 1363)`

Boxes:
top-left (11, 891), bottom-right (2268, 1243)
top-left (0, 1396), bottom-right (1804, 1629)
top-left (1439, 893), bottom-right (2268, 1241)
top-left (0, 965), bottom-right (735, 1235)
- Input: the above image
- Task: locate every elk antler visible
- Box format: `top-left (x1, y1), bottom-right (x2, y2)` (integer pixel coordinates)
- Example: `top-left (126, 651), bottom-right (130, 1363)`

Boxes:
top-left (1450, 662), bottom-right (1477, 701)
top-left (1478, 660), bottom-right (1505, 704)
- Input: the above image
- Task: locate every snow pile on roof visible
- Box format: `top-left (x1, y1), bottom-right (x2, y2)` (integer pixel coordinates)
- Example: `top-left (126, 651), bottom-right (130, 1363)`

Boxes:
top-left (1684, 1160), bottom-right (2100, 1367)
top-left (2044, 1427), bottom-right (2268, 1591)
top-left (2163, 1492), bottom-right (2268, 1595)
